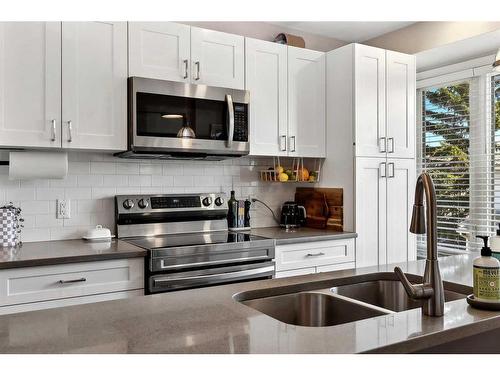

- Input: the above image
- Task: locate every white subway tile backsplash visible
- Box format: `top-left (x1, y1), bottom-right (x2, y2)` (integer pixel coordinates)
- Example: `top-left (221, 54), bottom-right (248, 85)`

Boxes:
top-left (6, 188), bottom-right (35, 201)
top-left (116, 162), bottom-right (140, 175)
top-left (65, 188), bottom-right (92, 200)
top-left (1, 153), bottom-right (295, 242)
top-left (128, 175), bottom-right (152, 187)
top-left (90, 162), bottom-right (116, 175)
top-left (77, 175), bottom-right (103, 187)
top-left (139, 164), bottom-right (162, 175)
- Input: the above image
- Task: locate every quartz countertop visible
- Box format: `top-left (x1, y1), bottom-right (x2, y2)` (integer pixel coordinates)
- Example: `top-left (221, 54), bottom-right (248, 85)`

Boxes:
top-left (1, 253), bottom-right (499, 354)
top-left (248, 226), bottom-right (357, 245)
top-left (0, 239), bottom-right (147, 269)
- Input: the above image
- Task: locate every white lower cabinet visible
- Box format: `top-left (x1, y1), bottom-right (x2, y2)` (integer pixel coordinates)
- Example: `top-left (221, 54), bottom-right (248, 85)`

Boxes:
top-left (274, 238), bottom-right (355, 278)
top-left (0, 258), bottom-right (144, 315)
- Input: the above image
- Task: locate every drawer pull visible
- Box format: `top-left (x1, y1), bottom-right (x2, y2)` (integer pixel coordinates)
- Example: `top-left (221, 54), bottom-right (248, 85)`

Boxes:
top-left (58, 277), bottom-right (87, 284)
top-left (306, 252), bottom-right (325, 257)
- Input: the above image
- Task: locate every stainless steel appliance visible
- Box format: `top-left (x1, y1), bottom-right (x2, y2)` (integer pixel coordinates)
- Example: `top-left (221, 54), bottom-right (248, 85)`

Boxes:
top-left (115, 193), bottom-right (275, 294)
top-left (115, 77), bottom-right (250, 160)
top-left (280, 201), bottom-right (307, 229)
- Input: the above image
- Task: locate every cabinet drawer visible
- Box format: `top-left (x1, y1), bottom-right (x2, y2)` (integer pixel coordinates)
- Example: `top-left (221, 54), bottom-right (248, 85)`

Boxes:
top-left (275, 238), bottom-right (354, 271)
top-left (316, 262), bottom-right (355, 273)
top-left (0, 289), bottom-right (143, 316)
top-left (275, 267), bottom-right (316, 279)
top-left (0, 258), bottom-right (144, 307)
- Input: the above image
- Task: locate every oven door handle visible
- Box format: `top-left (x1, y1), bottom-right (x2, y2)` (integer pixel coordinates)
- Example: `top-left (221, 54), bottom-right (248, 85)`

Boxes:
top-left (153, 265), bottom-right (274, 286)
top-left (225, 94), bottom-right (234, 149)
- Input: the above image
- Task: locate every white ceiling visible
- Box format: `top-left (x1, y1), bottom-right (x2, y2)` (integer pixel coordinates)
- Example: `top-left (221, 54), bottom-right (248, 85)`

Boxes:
top-left (267, 22), bottom-right (416, 42)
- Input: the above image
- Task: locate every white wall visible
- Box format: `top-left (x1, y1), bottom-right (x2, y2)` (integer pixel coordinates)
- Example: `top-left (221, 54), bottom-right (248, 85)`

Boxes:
top-left (365, 21), bottom-right (500, 54)
top-left (0, 153), bottom-right (296, 242)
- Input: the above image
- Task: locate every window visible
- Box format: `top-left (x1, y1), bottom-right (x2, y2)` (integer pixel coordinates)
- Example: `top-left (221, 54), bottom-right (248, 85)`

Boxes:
top-left (417, 73), bottom-right (500, 256)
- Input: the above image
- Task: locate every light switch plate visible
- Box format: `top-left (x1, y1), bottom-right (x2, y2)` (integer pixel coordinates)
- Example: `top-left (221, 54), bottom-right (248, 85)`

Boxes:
top-left (56, 199), bottom-right (71, 219)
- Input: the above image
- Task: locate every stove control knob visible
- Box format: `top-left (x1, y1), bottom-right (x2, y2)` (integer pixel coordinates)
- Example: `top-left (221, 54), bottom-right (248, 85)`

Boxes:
top-left (138, 199), bottom-right (149, 209)
top-left (215, 197), bottom-right (224, 206)
top-left (202, 197), bottom-right (212, 207)
top-left (123, 199), bottom-right (134, 210)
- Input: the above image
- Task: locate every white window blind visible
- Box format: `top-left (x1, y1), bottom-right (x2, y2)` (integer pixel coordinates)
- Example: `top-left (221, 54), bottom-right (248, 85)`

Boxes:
top-left (417, 73), bottom-right (500, 255)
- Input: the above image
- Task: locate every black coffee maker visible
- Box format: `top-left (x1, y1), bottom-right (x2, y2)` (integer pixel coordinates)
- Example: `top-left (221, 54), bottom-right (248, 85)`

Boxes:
top-left (280, 201), bottom-right (307, 229)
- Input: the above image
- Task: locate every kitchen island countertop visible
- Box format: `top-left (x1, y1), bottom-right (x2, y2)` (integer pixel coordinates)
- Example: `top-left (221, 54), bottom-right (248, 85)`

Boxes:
top-left (1, 253), bottom-right (499, 353)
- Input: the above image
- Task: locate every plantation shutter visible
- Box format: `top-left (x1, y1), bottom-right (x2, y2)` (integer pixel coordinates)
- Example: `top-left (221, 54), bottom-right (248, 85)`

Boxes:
top-left (417, 73), bottom-right (500, 255)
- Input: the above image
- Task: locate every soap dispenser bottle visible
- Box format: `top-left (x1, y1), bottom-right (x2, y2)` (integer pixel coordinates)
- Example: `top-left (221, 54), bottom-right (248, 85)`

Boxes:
top-left (473, 235), bottom-right (500, 303)
top-left (490, 223), bottom-right (500, 261)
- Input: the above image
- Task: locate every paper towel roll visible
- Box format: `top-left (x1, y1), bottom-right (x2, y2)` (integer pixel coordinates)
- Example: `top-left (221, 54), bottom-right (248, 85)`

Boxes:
top-left (9, 152), bottom-right (68, 180)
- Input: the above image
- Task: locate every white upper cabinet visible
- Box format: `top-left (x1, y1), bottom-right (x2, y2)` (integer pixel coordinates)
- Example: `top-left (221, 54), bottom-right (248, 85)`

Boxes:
top-left (128, 22), bottom-right (191, 82)
top-left (355, 157), bottom-right (387, 268)
top-left (0, 22), bottom-right (61, 148)
top-left (190, 27), bottom-right (245, 90)
top-left (386, 158), bottom-right (416, 264)
top-left (354, 44), bottom-right (386, 158)
top-left (288, 46), bottom-right (326, 158)
top-left (386, 51), bottom-right (416, 159)
top-left (246, 38), bottom-right (287, 156)
top-left (62, 22), bottom-right (127, 151)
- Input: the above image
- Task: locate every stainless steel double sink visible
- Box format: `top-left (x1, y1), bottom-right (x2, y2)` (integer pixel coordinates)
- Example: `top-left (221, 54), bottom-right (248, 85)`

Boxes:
top-left (233, 272), bottom-right (470, 327)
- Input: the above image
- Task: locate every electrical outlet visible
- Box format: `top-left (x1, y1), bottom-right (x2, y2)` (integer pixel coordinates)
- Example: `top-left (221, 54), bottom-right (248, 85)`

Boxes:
top-left (56, 199), bottom-right (71, 219)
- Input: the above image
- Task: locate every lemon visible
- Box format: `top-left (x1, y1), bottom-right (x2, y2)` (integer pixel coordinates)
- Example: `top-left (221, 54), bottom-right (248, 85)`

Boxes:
top-left (275, 165), bottom-right (284, 174)
top-left (278, 172), bottom-right (289, 182)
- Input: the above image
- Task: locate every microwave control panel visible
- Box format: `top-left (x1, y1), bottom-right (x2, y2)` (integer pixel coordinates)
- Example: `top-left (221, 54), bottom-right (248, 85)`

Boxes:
top-left (233, 104), bottom-right (248, 142)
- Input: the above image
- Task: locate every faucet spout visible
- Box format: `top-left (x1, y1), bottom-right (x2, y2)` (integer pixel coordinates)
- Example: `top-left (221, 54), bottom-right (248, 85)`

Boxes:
top-left (394, 172), bottom-right (445, 317)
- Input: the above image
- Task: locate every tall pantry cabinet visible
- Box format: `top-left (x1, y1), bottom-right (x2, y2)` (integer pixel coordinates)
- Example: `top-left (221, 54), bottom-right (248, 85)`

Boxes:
top-left (322, 43), bottom-right (416, 267)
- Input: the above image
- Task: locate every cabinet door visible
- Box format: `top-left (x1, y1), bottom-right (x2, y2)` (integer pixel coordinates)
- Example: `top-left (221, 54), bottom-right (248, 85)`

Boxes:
top-left (287, 46), bottom-right (326, 157)
top-left (128, 22), bottom-right (191, 82)
top-left (246, 38), bottom-right (287, 156)
top-left (355, 157), bottom-right (387, 267)
top-left (190, 27), bottom-right (244, 89)
top-left (0, 22), bottom-right (61, 148)
top-left (386, 158), bottom-right (416, 264)
top-left (386, 51), bottom-right (416, 159)
top-left (354, 44), bottom-right (386, 158)
top-left (62, 22), bottom-right (127, 151)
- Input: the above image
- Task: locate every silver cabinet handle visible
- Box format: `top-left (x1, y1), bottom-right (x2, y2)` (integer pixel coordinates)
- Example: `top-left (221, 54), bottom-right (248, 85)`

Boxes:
top-left (194, 61), bottom-right (200, 80)
top-left (388, 162), bottom-right (395, 178)
top-left (183, 59), bottom-right (189, 79)
top-left (388, 137), bottom-right (395, 153)
top-left (58, 277), bottom-right (86, 284)
top-left (280, 135), bottom-right (287, 151)
top-left (67, 120), bottom-right (73, 142)
top-left (380, 162), bottom-right (387, 178)
top-left (379, 137), bottom-right (387, 153)
top-left (225, 94), bottom-right (234, 148)
top-left (289, 136), bottom-right (296, 152)
top-left (306, 252), bottom-right (325, 257)
top-left (50, 119), bottom-right (56, 141)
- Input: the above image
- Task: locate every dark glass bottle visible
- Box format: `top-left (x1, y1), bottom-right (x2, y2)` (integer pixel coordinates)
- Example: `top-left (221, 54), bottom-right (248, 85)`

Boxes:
top-left (244, 199), bottom-right (251, 228)
top-left (227, 190), bottom-right (238, 229)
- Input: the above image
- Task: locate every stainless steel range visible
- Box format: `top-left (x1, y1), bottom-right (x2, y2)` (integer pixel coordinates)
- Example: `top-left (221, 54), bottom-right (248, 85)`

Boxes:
top-left (115, 193), bottom-right (275, 294)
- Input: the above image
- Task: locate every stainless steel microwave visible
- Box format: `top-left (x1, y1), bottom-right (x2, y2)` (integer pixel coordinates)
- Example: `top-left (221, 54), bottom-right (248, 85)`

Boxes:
top-left (115, 77), bottom-right (250, 160)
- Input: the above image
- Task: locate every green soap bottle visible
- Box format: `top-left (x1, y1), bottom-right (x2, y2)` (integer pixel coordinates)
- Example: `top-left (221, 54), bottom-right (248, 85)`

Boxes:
top-left (473, 235), bottom-right (500, 303)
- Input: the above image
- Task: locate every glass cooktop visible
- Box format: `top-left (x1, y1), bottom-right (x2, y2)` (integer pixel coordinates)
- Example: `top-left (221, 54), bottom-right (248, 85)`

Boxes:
top-left (124, 231), bottom-right (270, 250)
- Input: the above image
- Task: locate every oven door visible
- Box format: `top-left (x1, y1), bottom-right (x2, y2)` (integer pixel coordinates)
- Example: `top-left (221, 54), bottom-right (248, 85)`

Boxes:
top-left (148, 261), bottom-right (275, 294)
top-left (129, 77), bottom-right (250, 156)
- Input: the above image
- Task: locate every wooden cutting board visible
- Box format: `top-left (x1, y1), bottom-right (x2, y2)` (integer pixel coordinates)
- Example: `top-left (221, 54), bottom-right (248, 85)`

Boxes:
top-left (295, 187), bottom-right (343, 231)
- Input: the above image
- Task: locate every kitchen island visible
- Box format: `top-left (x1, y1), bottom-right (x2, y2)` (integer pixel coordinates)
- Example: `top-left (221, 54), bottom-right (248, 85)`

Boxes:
top-left (0, 253), bottom-right (499, 353)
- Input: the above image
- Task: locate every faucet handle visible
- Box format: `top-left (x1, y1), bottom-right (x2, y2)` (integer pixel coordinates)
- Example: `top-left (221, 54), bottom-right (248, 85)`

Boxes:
top-left (394, 267), bottom-right (434, 300)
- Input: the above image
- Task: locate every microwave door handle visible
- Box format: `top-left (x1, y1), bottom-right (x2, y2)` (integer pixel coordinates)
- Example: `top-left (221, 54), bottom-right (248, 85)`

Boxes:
top-left (225, 94), bottom-right (234, 148)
